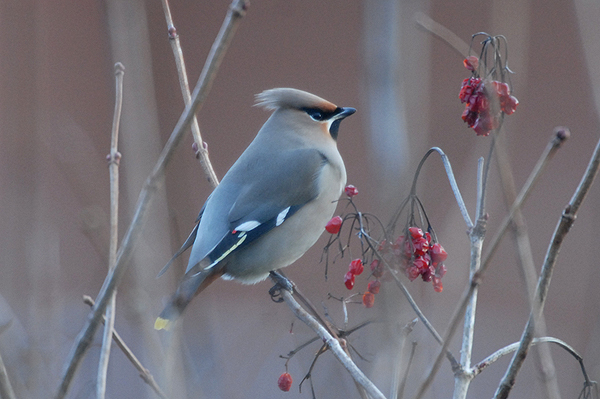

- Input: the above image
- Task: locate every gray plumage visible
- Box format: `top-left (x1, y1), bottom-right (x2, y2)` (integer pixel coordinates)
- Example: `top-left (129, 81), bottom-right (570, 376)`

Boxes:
top-left (155, 88), bottom-right (355, 330)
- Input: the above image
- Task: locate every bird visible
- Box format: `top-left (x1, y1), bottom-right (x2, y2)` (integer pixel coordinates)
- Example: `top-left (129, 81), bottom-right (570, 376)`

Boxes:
top-left (155, 88), bottom-right (355, 330)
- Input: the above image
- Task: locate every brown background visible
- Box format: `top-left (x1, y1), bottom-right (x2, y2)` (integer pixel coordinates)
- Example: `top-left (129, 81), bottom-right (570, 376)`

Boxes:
top-left (0, 0), bottom-right (599, 398)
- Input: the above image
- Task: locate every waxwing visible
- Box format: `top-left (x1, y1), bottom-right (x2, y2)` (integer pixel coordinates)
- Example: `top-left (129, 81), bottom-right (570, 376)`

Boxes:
top-left (155, 88), bottom-right (355, 330)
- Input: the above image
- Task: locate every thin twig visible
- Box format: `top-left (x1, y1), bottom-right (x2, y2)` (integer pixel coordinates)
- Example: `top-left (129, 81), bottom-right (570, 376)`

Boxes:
top-left (84, 296), bottom-right (168, 399)
top-left (54, 2), bottom-right (248, 397)
top-left (385, 266), bottom-right (443, 347)
top-left (494, 134), bottom-right (600, 399)
top-left (409, 147), bottom-right (473, 230)
top-left (277, 288), bottom-right (387, 399)
top-left (398, 342), bottom-right (417, 399)
top-left (414, 12), bottom-right (470, 58)
top-left (391, 319), bottom-right (417, 399)
top-left (0, 346), bottom-right (16, 399)
top-left (476, 337), bottom-right (581, 376)
top-left (160, 0), bottom-right (219, 188)
top-left (481, 128), bottom-right (569, 274)
top-left (97, 62), bottom-right (125, 399)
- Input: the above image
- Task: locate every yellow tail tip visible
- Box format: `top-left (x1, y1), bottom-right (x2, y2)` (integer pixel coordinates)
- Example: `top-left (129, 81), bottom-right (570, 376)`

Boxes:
top-left (154, 317), bottom-right (170, 331)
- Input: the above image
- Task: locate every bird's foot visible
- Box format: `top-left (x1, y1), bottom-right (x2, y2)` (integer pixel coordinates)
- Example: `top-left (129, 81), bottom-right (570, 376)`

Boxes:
top-left (269, 270), bottom-right (294, 302)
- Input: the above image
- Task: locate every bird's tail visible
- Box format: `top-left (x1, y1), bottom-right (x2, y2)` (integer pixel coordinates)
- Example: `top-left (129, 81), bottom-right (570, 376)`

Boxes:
top-left (154, 266), bottom-right (223, 331)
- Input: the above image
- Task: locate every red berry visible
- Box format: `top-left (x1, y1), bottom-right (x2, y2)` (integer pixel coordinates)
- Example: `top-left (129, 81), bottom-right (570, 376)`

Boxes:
top-left (459, 77), bottom-right (482, 104)
top-left (278, 372), bottom-right (293, 392)
top-left (325, 216), bottom-right (343, 234)
top-left (406, 266), bottom-right (420, 281)
top-left (367, 280), bottom-right (381, 294)
top-left (476, 92), bottom-right (490, 113)
top-left (432, 276), bottom-right (443, 293)
top-left (413, 256), bottom-right (429, 272)
top-left (430, 243), bottom-right (448, 264)
top-left (393, 235), bottom-right (412, 259)
top-left (362, 292), bottom-right (375, 308)
top-left (344, 184), bottom-right (359, 198)
top-left (459, 78), bottom-right (471, 103)
top-left (421, 265), bottom-right (434, 282)
top-left (462, 109), bottom-right (478, 127)
top-left (463, 56), bottom-right (479, 72)
top-left (435, 263), bottom-right (447, 278)
top-left (349, 259), bottom-right (364, 275)
top-left (344, 271), bottom-right (355, 290)
top-left (502, 95), bottom-right (519, 115)
top-left (370, 259), bottom-right (384, 278)
top-left (473, 112), bottom-right (497, 136)
top-left (408, 226), bottom-right (423, 239)
top-left (412, 236), bottom-right (429, 256)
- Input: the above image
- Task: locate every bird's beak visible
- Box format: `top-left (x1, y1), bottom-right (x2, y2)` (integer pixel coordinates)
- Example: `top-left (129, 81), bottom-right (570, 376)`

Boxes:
top-left (335, 107), bottom-right (356, 120)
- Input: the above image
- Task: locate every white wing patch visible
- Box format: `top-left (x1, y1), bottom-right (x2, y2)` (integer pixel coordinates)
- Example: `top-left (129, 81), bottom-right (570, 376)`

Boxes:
top-left (234, 220), bottom-right (261, 232)
top-left (276, 207), bottom-right (291, 226)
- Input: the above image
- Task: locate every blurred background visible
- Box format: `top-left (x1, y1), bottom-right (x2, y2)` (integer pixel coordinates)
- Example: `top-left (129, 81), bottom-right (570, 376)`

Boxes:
top-left (0, 0), bottom-right (599, 398)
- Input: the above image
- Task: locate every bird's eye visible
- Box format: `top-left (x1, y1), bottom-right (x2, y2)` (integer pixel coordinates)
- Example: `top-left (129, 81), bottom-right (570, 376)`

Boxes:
top-left (304, 108), bottom-right (324, 121)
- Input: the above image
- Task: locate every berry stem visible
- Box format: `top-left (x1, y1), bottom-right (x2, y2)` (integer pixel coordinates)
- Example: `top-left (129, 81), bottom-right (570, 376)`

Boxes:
top-left (408, 147), bottom-right (473, 229)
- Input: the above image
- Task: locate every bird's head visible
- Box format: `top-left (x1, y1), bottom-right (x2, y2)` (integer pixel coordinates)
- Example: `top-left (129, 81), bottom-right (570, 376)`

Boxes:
top-left (255, 88), bottom-right (355, 141)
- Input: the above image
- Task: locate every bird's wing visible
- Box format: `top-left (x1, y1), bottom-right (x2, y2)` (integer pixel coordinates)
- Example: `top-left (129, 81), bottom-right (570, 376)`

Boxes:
top-left (203, 148), bottom-right (329, 268)
top-left (157, 199), bottom-right (208, 277)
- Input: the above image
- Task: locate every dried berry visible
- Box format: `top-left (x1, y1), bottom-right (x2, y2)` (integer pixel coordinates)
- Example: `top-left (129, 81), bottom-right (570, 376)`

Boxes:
top-left (344, 271), bottom-right (355, 290)
top-left (349, 259), bottom-right (364, 275)
top-left (463, 56), bottom-right (479, 72)
top-left (370, 259), bottom-right (384, 278)
top-left (406, 266), bottom-right (420, 281)
top-left (344, 184), bottom-right (359, 198)
top-left (432, 276), bottom-right (443, 293)
top-left (459, 71), bottom-right (518, 136)
top-left (278, 372), bottom-right (293, 392)
top-left (362, 291), bottom-right (375, 308)
top-left (325, 216), bottom-right (343, 234)
top-left (412, 236), bottom-right (429, 256)
top-left (408, 226), bottom-right (424, 239)
top-left (430, 243), bottom-right (448, 264)
top-left (436, 263), bottom-right (447, 278)
top-left (367, 280), bottom-right (381, 294)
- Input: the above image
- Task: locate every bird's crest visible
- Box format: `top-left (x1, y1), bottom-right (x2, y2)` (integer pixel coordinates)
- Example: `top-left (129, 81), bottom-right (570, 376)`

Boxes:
top-left (255, 88), bottom-right (337, 113)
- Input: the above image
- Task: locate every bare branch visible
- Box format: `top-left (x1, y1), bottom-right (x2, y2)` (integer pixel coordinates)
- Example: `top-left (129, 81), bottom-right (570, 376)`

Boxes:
top-left (476, 337), bottom-right (578, 375)
top-left (84, 296), bottom-right (167, 399)
top-left (54, 2), bottom-right (248, 397)
top-left (494, 134), bottom-right (600, 399)
top-left (160, 0), bottom-right (219, 188)
top-left (96, 61), bottom-right (125, 399)
top-left (495, 129), bottom-right (562, 398)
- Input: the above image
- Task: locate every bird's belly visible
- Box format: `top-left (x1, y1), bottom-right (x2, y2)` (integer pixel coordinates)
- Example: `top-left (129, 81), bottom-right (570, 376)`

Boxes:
top-left (223, 181), bottom-right (342, 283)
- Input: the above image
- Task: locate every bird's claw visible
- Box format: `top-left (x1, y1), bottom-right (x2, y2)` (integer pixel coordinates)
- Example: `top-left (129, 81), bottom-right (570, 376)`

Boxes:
top-left (269, 271), bottom-right (293, 302)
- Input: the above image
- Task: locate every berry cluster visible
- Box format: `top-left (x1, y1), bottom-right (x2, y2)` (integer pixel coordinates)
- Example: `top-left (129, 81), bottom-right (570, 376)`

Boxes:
top-left (377, 226), bottom-right (447, 292)
top-left (459, 56), bottom-right (518, 136)
top-left (396, 227), bottom-right (447, 292)
top-left (341, 258), bottom-right (381, 308)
